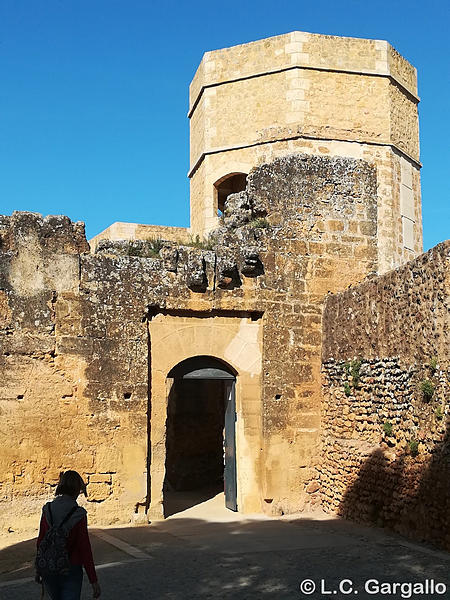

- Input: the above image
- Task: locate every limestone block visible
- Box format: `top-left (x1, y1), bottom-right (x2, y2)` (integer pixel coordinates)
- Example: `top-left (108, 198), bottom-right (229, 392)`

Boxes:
top-left (402, 217), bottom-right (414, 250)
top-left (400, 184), bottom-right (415, 221)
top-left (87, 482), bottom-right (112, 502)
top-left (95, 447), bottom-right (120, 473)
top-left (88, 474), bottom-right (112, 484)
top-left (0, 290), bottom-right (12, 329)
top-left (186, 251), bottom-right (207, 291)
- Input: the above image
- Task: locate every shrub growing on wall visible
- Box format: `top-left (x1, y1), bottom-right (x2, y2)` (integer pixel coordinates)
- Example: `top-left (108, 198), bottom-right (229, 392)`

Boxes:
top-left (420, 379), bottom-right (435, 402)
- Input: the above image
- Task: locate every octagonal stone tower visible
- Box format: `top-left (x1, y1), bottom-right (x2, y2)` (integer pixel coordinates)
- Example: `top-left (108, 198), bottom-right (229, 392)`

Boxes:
top-left (189, 31), bottom-right (422, 273)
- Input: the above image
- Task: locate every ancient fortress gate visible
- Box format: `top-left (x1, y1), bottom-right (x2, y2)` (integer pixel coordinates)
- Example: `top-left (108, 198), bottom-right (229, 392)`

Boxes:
top-left (2, 31), bottom-right (445, 539)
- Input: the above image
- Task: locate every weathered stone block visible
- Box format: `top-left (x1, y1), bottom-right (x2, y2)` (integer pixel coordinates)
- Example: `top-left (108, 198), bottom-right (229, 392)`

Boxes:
top-left (87, 482), bottom-right (112, 502)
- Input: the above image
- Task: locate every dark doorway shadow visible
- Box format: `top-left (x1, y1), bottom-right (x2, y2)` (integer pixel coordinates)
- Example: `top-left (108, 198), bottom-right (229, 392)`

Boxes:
top-left (163, 356), bottom-right (238, 518)
top-left (215, 172), bottom-right (247, 216)
top-left (163, 378), bottom-right (226, 517)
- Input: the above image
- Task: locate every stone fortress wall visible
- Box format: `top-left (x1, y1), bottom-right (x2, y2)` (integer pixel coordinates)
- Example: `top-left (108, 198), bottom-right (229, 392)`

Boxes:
top-left (319, 241), bottom-right (449, 548)
top-left (1, 153), bottom-right (381, 535)
top-left (0, 31), bottom-right (449, 551)
top-left (0, 213), bottom-right (150, 533)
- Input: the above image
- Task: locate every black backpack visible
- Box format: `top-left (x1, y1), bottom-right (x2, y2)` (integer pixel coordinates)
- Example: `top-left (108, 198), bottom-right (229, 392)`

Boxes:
top-left (35, 504), bottom-right (77, 576)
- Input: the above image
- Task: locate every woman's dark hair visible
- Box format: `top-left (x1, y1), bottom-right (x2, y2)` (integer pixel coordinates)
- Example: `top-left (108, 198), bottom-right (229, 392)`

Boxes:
top-left (55, 470), bottom-right (87, 497)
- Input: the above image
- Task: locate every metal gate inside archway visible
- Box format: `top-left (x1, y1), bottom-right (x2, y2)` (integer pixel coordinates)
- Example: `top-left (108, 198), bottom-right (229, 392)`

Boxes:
top-left (164, 356), bottom-right (237, 517)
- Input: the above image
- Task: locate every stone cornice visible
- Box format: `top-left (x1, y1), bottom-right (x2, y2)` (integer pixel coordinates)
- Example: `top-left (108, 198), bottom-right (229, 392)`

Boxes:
top-left (188, 135), bottom-right (421, 179)
top-left (188, 64), bottom-right (419, 120)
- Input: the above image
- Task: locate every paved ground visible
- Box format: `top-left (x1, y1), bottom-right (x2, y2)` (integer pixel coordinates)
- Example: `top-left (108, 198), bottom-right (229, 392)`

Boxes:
top-left (1, 493), bottom-right (450, 599)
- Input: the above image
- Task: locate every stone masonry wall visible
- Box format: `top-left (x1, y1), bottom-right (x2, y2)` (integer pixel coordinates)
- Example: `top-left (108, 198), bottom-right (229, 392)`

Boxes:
top-left (0, 153), bottom-right (378, 539)
top-left (189, 32), bottom-right (421, 273)
top-left (190, 138), bottom-right (422, 273)
top-left (89, 222), bottom-right (190, 252)
top-left (320, 242), bottom-right (450, 548)
top-left (214, 154), bottom-right (379, 515)
top-left (0, 213), bottom-right (151, 535)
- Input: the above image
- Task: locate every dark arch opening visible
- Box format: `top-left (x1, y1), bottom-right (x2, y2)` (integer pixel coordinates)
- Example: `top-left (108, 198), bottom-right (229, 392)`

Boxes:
top-left (168, 355), bottom-right (237, 380)
top-left (164, 356), bottom-right (237, 517)
top-left (214, 173), bottom-right (248, 216)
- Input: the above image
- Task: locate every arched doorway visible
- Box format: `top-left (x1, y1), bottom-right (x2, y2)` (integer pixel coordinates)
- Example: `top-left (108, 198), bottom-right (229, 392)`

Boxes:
top-left (163, 356), bottom-right (237, 516)
top-left (214, 173), bottom-right (248, 216)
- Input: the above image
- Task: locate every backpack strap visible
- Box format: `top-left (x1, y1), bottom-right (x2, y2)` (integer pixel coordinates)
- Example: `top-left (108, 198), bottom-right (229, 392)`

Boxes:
top-left (60, 506), bottom-right (78, 527)
top-left (47, 504), bottom-right (53, 527)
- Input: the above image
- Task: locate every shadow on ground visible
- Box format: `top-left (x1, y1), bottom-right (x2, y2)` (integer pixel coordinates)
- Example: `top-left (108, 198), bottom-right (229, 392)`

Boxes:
top-left (339, 419), bottom-right (450, 551)
top-left (1, 514), bottom-right (450, 599)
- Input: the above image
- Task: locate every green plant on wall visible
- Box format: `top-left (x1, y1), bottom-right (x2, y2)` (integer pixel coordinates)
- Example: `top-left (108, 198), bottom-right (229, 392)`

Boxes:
top-left (435, 406), bottom-right (444, 420)
top-left (408, 439), bottom-right (419, 457)
top-left (429, 356), bottom-right (438, 373)
top-left (146, 238), bottom-right (164, 257)
top-left (127, 238), bottom-right (164, 258)
top-left (344, 359), bottom-right (362, 388)
top-left (187, 234), bottom-right (217, 251)
top-left (383, 421), bottom-right (393, 436)
top-left (343, 359), bottom-right (362, 395)
top-left (188, 234), bottom-right (204, 248)
top-left (420, 379), bottom-right (435, 402)
top-left (350, 359), bottom-right (362, 388)
top-left (126, 243), bottom-right (142, 257)
top-left (249, 217), bottom-right (270, 229)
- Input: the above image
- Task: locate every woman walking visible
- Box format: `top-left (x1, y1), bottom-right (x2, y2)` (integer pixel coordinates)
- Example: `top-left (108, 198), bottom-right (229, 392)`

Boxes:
top-left (36, 470), bottom-right (101, 599)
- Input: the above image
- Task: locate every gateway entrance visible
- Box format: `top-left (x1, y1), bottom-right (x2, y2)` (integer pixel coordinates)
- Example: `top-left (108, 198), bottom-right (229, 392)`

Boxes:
top-left (163, 356), bottom-right (237, 517)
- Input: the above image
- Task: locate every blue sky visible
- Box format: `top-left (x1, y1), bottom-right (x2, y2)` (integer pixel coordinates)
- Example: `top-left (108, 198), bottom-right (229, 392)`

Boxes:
top-left (0, 0), bottom-right (448, 249)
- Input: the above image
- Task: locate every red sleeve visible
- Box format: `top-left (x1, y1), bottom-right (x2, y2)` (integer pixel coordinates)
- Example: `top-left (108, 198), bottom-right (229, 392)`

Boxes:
top-left (37, 513), bottom-right (49, 547)
top-left (70, 517), bottom-right (98, 584)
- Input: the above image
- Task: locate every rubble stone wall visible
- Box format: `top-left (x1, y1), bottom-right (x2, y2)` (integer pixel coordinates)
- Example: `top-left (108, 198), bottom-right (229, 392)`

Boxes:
top-left (320, 241), bottom-right (450, 548)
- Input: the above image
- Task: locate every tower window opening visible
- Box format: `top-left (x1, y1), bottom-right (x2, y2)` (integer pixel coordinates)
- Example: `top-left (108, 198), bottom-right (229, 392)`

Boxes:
top-left (215, 173), bottom-right (247, 217)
